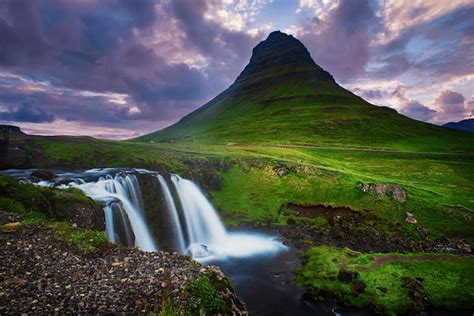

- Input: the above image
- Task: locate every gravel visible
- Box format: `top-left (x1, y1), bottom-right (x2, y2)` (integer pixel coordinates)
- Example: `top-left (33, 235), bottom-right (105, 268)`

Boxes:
top-left (0, 224), bottom-right (246, 314)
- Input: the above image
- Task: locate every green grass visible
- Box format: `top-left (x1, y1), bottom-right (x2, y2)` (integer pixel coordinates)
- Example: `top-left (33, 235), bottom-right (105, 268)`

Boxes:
top-left (209, 146), bottom-right (473, 243)
top-left (0, 175), bottom-right (108, 252)
top-left (185, 274), bottom-right (227, 315)
top-left (297, 246), bottom-right (474, 314)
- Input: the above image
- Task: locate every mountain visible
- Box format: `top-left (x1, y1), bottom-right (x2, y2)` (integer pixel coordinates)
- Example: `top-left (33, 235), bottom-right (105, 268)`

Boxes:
top-left (443, 119), bottom-right (474, 132)
top-left (137, 31), bottom-right (473, 151)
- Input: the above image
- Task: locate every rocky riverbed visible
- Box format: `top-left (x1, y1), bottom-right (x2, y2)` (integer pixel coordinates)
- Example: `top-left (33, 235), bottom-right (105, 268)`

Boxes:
top-left (0, 224), bottom-right (246, 314)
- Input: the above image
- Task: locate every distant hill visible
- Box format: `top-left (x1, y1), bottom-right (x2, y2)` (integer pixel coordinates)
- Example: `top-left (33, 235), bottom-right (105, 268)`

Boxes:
top-left (137, 31), bottom-right (473, 152)
top-left (0, 125), bottom-right (24, 134)
top-left (443, 119), bottom-right (474, 132)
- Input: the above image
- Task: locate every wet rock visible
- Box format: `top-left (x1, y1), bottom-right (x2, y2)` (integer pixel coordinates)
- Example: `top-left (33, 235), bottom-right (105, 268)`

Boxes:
top-left (31, 170), bottom-right (56, 181)
top-left (405, 212), bottom-right (417, 224)
top-left (181, 158), bottom-right (230, 191)
top-left (356, 181), bottom-right (407, 202)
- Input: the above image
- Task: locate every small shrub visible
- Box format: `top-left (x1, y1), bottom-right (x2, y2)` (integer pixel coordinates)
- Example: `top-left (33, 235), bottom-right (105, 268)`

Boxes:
top-left (185, 274), bottom-right (226, 315)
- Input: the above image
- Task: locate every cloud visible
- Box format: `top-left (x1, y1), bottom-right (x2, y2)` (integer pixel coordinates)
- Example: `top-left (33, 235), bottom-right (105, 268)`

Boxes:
top-left (430, 90), bottom-right (471, 123)
top-left (0, 0), bottom-right (268, 137)
top-left (0, 0), bottom-right (472, 137)
top-left (0, 102), bottom-right (55, 123)
top-left (399, 100), bottom-right (437, 121)
top-left (351, 88), bottom-right (389, 101)
top-left (296, 0), bottom-right (381, 82)
top-left (391, 85), bottom-right (438, 121)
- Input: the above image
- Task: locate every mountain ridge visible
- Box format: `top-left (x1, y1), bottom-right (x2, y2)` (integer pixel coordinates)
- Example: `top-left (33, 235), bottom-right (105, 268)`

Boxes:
top-left (443, 118), bottom-right (474, 132)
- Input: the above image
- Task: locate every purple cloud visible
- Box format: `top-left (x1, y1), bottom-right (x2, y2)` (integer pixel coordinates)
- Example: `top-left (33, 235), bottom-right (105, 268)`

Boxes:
top-left (298, 0), bottom-right (381, 82)
top-left (433, 90), bottom-right (468, 121)
top-left (399, 100), bottom-right (437, 121)
top-left (0, 102), bottom-right (55, 123)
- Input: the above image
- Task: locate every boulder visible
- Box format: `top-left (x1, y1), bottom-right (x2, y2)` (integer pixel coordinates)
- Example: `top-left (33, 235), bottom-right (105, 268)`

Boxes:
top-left (356, 181), bottom-right (407, 202)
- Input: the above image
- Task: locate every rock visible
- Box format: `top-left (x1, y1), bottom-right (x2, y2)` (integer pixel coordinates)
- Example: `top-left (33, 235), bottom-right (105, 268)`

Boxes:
top-left (273, 166), bottom-right (288, 177)
top-left (337, 268), bottom-right (358, 282)
top-left (31, 170), bottom-right (56, 181)
top-left (405, 212), bottom-right (417, 224)
top-left (356, 181), bottom-right (407, 202)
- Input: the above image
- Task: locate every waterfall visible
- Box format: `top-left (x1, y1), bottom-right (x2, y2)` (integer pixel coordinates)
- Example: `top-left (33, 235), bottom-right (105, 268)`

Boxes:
top-left (104, 205), bottom-right (116, 243)
top-left (71, 173), bottom-right (157, 252)
top-left (3, 168), bottom-right (286, 259)
top-left (157, 175), bottom-right (186, 252)
top-left (171, 175), bottom-right (227, 248)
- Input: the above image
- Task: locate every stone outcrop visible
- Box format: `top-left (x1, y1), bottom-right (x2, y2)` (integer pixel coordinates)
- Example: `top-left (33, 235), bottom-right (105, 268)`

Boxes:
top-left (356, 181), bottom-right (407, 202)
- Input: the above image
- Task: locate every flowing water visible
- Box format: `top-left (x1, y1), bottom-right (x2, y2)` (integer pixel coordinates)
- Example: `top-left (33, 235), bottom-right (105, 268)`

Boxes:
top-left (157, 174), bottom-right (186, 252)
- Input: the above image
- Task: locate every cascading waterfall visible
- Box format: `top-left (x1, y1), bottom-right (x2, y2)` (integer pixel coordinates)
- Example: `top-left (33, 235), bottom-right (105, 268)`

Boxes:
top-left (3, 168), bottom-right (286, 260)
top-left (70, 173), bottom-right (157, 252)
top-left (104, 205), bottom-right (117, 243)
top-left (171, 175), bottom-right (227, 248)
top-left (157, 174), bottom-right (186, 252)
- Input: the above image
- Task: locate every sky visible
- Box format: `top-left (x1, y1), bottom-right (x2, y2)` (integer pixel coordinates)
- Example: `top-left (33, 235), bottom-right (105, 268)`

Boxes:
top-left (0, 0), bottom-right (473, 139)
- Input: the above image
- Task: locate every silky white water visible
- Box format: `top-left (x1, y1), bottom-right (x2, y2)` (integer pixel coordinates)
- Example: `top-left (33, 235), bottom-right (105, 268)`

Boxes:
top-left (170, 174), bottom-right (286, 261)
top-left (103, 205), bottom-right (117, 243)
top-left (157, 174), bottom-right (186, 252)
top-left (69, 173), bottom-right (157, 252)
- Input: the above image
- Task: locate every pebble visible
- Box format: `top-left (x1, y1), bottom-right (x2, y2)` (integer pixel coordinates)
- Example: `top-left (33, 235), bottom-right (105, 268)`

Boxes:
top-left (0, 225), bottom-right (245, 314)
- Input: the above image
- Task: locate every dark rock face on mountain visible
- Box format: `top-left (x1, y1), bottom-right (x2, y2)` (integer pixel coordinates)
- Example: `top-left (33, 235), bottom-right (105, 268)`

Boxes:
top-left (443, 118), bottom-right (474, 132)
top-left (235, 31), bottom-right (334, 86)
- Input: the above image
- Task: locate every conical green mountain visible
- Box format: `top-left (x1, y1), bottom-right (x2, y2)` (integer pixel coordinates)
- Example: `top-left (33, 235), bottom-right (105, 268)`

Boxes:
top-left (137, 31), bottom-right (472, 151)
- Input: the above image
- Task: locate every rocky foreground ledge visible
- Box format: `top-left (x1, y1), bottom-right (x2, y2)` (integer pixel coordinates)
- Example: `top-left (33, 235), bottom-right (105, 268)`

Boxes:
top-left (0, 225), bottom-right (246, 315)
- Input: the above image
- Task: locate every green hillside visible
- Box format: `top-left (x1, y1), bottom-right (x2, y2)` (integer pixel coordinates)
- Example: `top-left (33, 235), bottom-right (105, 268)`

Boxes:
top-left (137, 31), bottom-right (473, 152)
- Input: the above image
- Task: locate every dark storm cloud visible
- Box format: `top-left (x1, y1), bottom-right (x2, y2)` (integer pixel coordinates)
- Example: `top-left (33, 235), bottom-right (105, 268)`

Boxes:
top-left (0, 102), bottom-right (55, 123)
top-left (298, 0), bottom-right (381, 82)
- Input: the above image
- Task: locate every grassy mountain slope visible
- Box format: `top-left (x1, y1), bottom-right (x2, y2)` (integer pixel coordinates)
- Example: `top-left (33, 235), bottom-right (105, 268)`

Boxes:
top-left (137, 31), bottom-right (473, 152)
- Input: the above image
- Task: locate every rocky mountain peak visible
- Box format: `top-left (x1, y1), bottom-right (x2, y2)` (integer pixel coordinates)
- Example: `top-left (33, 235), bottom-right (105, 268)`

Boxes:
top-left (234, 31), bottom-right (334, 84)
